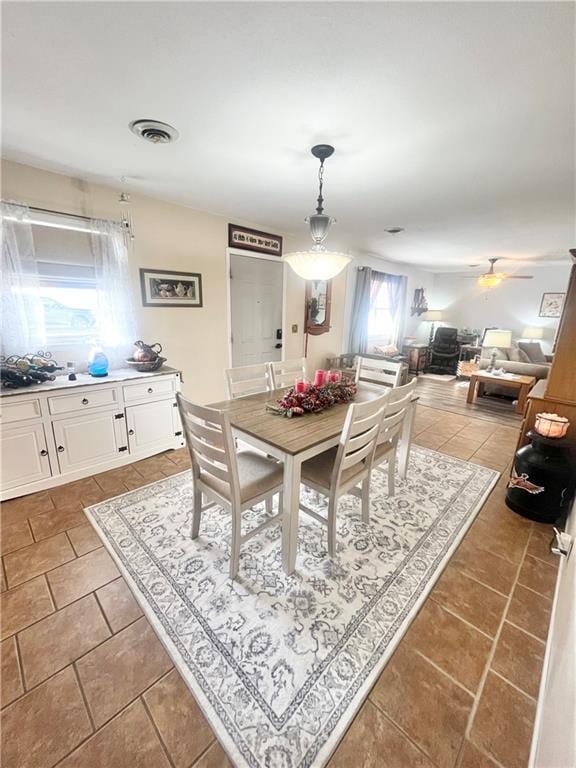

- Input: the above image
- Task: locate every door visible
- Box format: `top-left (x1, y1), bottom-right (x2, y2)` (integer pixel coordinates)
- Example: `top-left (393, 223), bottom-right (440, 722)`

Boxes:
top-left (230, 254), bottom-right (283, 367)
top-left (126, 400), bottom-right (183, 455)
top-left (530, 504), bottom-right (575, 767)
top-left (1, 422), bottom-right (52, 489)
top-left (53, 411), bottom-right (125, 473)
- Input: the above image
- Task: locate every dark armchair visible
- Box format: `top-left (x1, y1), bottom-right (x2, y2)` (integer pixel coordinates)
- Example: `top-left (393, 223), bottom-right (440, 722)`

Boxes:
top-left (427, 327), bottom-right (460, 374)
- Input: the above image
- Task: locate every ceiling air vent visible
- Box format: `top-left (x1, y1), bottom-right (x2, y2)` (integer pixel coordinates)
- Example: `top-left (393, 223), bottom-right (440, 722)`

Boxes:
top-left (129, 119), bottom-right (179, 144)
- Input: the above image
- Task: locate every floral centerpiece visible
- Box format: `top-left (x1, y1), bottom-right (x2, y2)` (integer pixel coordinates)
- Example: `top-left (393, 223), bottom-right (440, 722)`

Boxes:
top-left (267, 379), bottom-right (357, 418)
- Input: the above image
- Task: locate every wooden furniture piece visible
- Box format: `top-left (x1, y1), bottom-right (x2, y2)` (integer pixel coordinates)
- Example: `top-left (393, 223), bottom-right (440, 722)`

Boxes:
top-left (467, 371), bottom-right (535, 414)
top-left (209, 382), bottom-right (419, 574)
top-left (177, 395), bottom-right (284, 579)
top-left (358, 357), bottom-right (404, 387)
top-left (374, 378), bottom-right (418, 496)
top-left (224, 363), bottom-right (271, 400)
top-left (269, 358), bottom-right (307, 389)
top-left (298, 394), bottom-right (388, 555)
top-left (517, 261), bottom-right (576, 448)
top-left (0, 368), bottom-right (184, 500)
top-left (402, 343), bottom-right (428, 375)
top-left (305, 279), bottom-right (332, 336)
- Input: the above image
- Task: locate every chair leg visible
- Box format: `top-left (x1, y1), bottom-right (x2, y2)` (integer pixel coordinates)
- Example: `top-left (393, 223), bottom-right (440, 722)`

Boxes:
top-left (361, 478), bottom-right (370, 523)
top-left (327, 498), bottom-right (338, 557)
top-left (192, 487), bottom-right (203, 539)
top-left (387, 451), bottom-right (396, 497)
top-left (229, 507), bottom-right (242, 580)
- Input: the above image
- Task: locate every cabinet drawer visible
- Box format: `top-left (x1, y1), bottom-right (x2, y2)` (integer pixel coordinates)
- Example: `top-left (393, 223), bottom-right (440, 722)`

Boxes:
top-left (123, 377), bottom-right (176, 403)
top-left (0, 398), bottom-right (42, 424)
top-left (48, 388), bottom-right (118, 415)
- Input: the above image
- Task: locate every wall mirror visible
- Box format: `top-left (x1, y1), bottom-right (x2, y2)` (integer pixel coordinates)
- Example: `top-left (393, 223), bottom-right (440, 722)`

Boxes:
top-left (305, 279), bottom-right (332, 336)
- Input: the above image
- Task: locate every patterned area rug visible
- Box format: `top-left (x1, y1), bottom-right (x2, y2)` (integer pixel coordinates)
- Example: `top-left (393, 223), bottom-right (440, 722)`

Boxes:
top-left (85, 447), bottom-right (498, 768)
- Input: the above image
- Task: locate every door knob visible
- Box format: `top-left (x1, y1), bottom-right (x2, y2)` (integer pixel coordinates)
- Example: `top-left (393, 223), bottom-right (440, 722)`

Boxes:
top-left (128, 429), bottom-right (135, 436)
top-left (40, 449), bottom-right (48, 456)
top-left (147, 387), bottom-right (153, 394)
top-left (57, 445), bottom-right (65, 452)
top-left (82, 398), bottom-right (89, 405)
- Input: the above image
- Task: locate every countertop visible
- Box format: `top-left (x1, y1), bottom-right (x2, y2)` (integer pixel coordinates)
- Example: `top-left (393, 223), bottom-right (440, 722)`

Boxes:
top-left (0, 366), bottom-right (181, 397)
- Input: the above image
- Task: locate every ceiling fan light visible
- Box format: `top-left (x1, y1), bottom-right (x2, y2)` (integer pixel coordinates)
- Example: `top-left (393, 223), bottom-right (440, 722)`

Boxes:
top-left (478, 274), bottom-right (502, 288)
top-left (283, 248), bottom-right (352, 280)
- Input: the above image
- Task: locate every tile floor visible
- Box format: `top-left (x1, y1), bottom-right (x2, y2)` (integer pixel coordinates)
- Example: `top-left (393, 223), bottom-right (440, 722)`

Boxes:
top-left (0, 405), bottom-right (557, 768)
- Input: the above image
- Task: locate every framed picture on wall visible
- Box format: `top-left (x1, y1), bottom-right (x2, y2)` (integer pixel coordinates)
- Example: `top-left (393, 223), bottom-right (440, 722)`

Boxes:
top-left (228, 224), bottom-right (283, 256)
top-left (139, 269), bottom-right (203, 307)
top-left (539, 292), bottom-right (565, 318)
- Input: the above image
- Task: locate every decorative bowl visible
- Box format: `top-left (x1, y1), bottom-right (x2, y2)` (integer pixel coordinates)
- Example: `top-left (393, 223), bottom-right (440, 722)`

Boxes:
top-left (125, 356), bottom-right (166, 373)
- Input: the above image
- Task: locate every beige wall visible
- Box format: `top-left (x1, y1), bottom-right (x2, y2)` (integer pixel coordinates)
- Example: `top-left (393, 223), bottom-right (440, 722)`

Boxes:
top-left (2, 160), bottom-right (347, 400)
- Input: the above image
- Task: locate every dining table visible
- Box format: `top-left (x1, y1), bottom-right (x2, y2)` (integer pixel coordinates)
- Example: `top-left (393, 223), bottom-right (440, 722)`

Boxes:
top-left (209, 383), bottom-right (419, 575)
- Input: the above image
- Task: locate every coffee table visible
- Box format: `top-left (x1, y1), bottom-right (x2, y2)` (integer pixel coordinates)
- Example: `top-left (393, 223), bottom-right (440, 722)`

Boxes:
top-left (467, 371), bottom-right (536, 414)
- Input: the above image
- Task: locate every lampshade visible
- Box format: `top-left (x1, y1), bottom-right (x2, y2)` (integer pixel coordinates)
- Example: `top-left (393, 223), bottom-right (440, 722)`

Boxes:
top-left (283, 248), bottom-right (352, 280)
top-left (522, 327), bottom-right (544, 340)
top-left (423, 310), bottom-right (443, 322)
top-left (478, 274), bottom-right (502, 288)
top-left (483, 329), bottom-right (512, 348)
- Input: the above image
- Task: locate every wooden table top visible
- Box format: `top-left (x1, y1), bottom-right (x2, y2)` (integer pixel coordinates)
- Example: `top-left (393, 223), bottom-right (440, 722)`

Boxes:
top-left (209, 383), bottom-right (414, 456)
top-left (471, 371), bottom-right (536, 386)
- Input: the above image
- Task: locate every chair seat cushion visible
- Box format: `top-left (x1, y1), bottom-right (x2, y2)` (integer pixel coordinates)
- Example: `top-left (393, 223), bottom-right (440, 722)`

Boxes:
top-left (301, 447), bottom-right (364, 490)
top-left (200, 450), bottom-right (283, 504)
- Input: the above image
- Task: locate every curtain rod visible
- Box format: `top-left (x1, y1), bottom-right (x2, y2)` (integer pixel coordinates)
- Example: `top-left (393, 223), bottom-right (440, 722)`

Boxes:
top-left (2, 202), bottom-right (119, 224)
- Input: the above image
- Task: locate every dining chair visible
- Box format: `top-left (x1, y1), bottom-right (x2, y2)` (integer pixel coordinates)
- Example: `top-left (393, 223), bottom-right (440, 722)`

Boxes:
top-left (269, 358), bottom-right (307, 389)
top-left (298, 392), bottom-right (389, 555)
top-left (177, 394), bottom-right (284, 579)
top-left (373, 378), bottom-right (418, 495)
top-left (357, 356), bottom-right (403, 387)
top-left (224, 362), bottom-right (272, 399)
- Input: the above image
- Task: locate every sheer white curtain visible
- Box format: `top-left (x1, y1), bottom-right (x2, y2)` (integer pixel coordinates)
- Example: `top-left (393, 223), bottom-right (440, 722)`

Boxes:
top-left (90, 219), bottom-right (137, 366)
top-left (1, 202), bottom-right (46, 356)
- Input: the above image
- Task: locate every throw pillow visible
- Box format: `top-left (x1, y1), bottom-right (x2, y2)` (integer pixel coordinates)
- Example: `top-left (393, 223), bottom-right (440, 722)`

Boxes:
top-left (373, 344), bottom-right (399, 358)
top-left (481, 346), bottom-right (510, 361)
top-left (510, 346), bottom-right (532, 364)
top-left (518, 341), bottom-right (546, 363)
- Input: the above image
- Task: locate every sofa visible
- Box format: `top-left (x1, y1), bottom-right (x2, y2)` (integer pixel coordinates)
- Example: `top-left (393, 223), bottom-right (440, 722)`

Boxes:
top-left (478, 341), bottom-right (552, 396)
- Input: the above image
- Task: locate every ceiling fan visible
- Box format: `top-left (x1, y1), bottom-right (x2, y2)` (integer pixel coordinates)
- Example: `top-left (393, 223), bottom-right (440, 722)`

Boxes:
top-left (462, 258), bottom-right (534, 288)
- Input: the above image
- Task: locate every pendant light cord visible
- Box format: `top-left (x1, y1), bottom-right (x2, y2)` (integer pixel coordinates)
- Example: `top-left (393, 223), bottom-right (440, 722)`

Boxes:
top-left (316, 160), bottom-right (325, 215)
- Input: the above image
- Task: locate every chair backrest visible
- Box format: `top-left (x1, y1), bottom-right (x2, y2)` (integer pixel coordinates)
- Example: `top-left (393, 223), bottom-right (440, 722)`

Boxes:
top-left (225, 363), bottom-right (271, 399)
top-left (379, 378), bottom-right (417, 446)
top-left (269, 358), bottom-right (307, 389)
top-left (176, 394), bottom-right (240, 506)
top-left (331, 392), bottom-right (389, 488)
top-left (433, 326), bottom-right (459, 348)
top-left (357, 356), bottom-right (403, 387)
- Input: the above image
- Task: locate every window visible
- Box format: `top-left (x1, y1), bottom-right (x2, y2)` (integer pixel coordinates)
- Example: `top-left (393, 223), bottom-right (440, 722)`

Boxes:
top-left (31, 216), bottom-right (99, 346)
top-left (368, 279), bottom-right (398, 345)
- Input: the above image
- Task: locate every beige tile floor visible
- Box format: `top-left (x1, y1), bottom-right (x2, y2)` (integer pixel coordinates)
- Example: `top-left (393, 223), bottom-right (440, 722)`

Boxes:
top-left (0, 404), bottom-right (557, 768)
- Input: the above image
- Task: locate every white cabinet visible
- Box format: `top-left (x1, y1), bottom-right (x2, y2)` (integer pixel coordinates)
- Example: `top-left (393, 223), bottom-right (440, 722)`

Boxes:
top-left (126, 400), bottom-right (183, 456)
top-left (53, 411), bottom-right (126, 473)
top-left (0, 369), bottom-right (182, 500)
top-left (1, 422), bottom-right (52, 490)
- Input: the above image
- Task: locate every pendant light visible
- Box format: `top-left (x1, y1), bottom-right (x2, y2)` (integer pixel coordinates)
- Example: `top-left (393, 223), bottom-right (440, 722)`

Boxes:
top-left (283, 144), bottom-right (352, 280)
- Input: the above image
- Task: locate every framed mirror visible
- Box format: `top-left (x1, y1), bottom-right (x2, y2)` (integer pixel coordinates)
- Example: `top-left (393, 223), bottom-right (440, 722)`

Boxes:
top-left (305, 279), bottom-right (332, 336)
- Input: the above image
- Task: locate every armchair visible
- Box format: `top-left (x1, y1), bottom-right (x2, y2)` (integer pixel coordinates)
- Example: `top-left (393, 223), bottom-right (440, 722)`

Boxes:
top-left (427, 327), bottom-right (460, 374)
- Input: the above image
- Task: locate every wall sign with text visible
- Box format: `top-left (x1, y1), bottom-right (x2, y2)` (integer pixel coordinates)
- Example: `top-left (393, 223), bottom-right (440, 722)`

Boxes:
top-left (228, 224), bottom-right (283, 256)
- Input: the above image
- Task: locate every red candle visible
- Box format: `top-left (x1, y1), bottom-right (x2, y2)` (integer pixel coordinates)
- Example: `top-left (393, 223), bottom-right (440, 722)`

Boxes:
top-left (295, 379), bottom-right (307, 394)
top-left (329, 371), bottom-right (341, 383)
top-left (314, 369), bottom-right (326, 387)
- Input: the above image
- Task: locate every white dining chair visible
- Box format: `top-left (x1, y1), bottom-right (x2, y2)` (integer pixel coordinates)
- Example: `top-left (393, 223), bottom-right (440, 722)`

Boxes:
top-left (357, 356), bottom-right (403, 387)
top-left (224, 363), bottom-right (272, 400)
top-left (298, 392), bottom-right (389, 555)
top-left (269, 358), bottom-right (307, 389)
top-left (177, 394), bottom-right (284, 579)
top-left (373, 378), bottom-right (418, 495)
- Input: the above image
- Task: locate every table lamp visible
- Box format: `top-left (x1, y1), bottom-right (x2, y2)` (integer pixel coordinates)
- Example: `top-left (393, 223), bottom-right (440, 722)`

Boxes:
top-left (424, 310), bottom-right (443, 345)
top-left (482, 329), bottom-right (512, 372)
top-left (522, 327), bottom-right (544, 342)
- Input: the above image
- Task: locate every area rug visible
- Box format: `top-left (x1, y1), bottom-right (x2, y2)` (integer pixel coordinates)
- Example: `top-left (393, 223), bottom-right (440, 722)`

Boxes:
top-left (419, 372), bottom-right (457, 382)
top-left (85, 447), bottom-right (498, 768)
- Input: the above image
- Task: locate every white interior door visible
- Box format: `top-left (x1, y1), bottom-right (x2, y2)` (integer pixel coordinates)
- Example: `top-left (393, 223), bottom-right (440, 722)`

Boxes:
top-left (230, 254), bottom-right (283, 367)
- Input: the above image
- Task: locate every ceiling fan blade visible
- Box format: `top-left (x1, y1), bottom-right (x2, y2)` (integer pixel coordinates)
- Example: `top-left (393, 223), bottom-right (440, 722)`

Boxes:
top-left (502, 275), bottom-right (534, 279)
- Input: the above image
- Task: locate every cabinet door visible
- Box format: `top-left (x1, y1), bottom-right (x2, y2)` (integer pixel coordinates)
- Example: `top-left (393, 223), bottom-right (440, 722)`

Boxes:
top-left (53, 411), bottom-right (125, 474)
top-left (1, 422), bottom-right (52, 490)
top-left (126, 399), bottom-right (181, 455)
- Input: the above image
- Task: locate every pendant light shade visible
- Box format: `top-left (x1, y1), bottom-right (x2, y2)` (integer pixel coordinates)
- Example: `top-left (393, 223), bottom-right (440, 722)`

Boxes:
top-left (283, 144), bottom-right (352, 280)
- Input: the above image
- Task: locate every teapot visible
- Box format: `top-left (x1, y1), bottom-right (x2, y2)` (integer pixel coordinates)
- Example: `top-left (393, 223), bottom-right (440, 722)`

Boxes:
top-left (133, 340), bottom-right (163, 362)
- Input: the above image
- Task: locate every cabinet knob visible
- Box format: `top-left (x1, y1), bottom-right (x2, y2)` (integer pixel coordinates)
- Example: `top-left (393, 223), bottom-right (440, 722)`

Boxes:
top-left (82, 398), bottom-right (89, 405)
top-left (40, 449), bottom-right (48, 456)
top-left (128, 429), bottom-right (135, 436)
top-left (147, 387), bottom-right (153, 394)
top-left (57, 445), bottom-right (65, 452)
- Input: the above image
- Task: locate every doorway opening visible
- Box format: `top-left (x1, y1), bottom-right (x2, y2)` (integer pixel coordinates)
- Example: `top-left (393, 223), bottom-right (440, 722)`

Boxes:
top-left (228, 251), bottom-right (284, 368)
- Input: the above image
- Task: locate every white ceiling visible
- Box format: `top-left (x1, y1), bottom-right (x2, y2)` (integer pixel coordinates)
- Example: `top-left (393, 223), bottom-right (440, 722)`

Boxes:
top-left (2, 2), bottom-right (574, 269)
